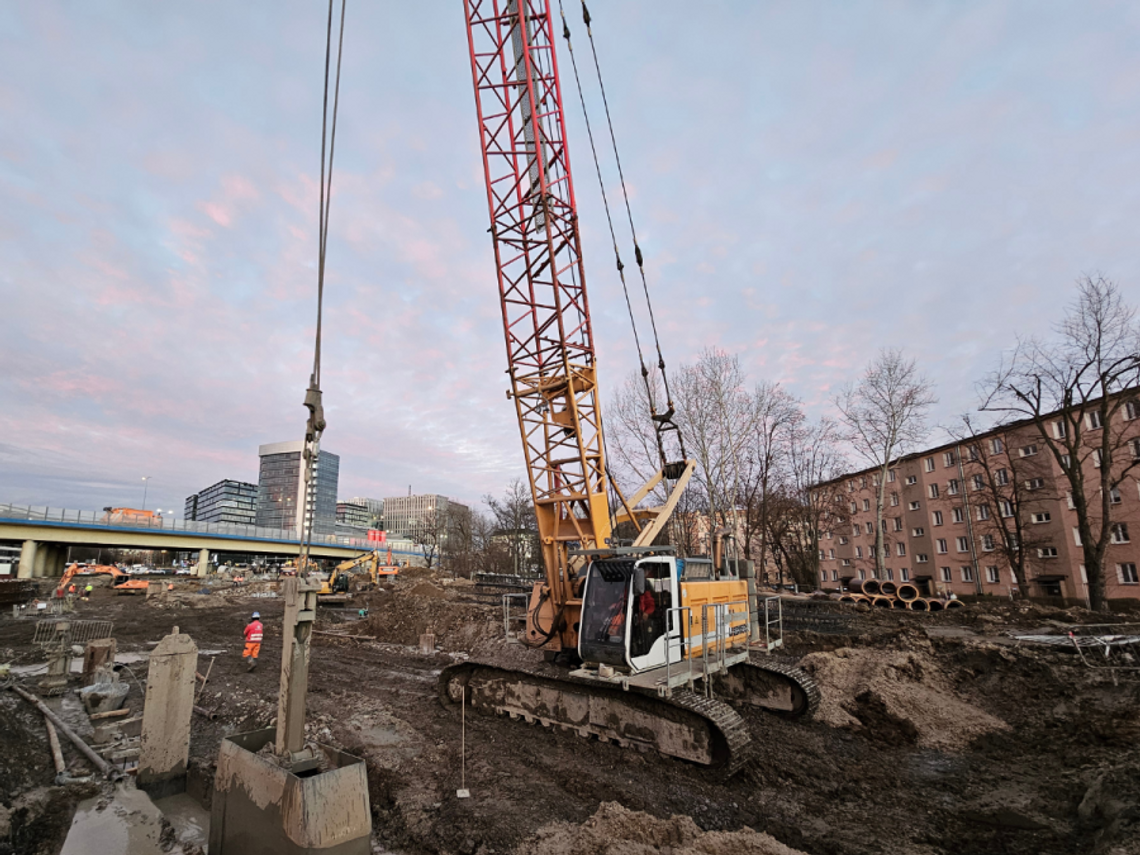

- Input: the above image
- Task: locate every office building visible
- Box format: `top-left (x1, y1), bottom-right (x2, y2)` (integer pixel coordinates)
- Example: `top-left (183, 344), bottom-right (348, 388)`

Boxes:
top-left (184, 480), bottom-right (257, 526)
top-left (383, 494), bottom-right (469, 541)
top-left (256, 440), bottom-right (340, 536)
top-left (337, 498), bottom-right (383, 530)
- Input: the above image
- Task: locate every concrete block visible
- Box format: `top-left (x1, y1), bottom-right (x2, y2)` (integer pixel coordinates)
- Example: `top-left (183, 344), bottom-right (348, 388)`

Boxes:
top-left (79, 680), bottom-right (129, 715)
top-left (82, 638), bottom-right (117, 687)
top-left (138, 629), bottom-right (198, 798)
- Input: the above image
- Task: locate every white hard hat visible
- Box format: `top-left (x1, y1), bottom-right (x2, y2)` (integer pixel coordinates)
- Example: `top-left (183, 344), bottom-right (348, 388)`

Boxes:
top-left (251, 612), bottom-right (260, 619)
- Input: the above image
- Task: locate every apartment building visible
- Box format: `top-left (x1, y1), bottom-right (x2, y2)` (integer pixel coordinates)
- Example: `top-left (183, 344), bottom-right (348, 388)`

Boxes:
top-left (818, 397), bottom-right (1140, 604)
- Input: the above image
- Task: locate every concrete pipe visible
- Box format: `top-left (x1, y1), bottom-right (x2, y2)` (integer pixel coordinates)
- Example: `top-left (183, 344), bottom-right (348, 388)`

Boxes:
top-left (926, 599), bottom-right (945, 612)
top-left (891, 597), bottom-right (909, 610)
top-left (879, 581), bottom-right (898, 596)
top-left (944, 599), bottom-right (965, 609)
top-left (896, 584), bottom-right (920, 602)
top-left (908, 598), bottom-right (929, 611)
top-left (847, 579), bottom-right (865, 594)
top-left (838, 595), bottom-right (859, 603)
top-left (862, 579), bottom-right (882, 596)
top-left (871, 595), bottom-right (894, 609)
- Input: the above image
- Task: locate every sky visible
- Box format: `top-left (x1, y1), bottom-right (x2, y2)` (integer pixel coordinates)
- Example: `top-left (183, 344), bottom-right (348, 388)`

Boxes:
top-left (2, 1), bottom-right (1140, 516)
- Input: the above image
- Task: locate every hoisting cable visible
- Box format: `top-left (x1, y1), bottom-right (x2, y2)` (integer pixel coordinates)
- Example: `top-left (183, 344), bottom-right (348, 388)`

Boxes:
top-left (579, 3), bottom-right (684, 469)
top-left (557, 2), bottom-right (658, 435)
top-left (300, 0), bottom-right (347, 573)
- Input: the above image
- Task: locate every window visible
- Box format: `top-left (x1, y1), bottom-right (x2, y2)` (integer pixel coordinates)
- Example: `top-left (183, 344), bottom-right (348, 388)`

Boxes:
top-left (952, 507), bottom-right (965, 523)
top-left (977, 504), bottom-right (990, 521)
top-left (996, 468), bottom-right (1009, 486)
top-left (863, 498), bottom-right (871, 512)
top-left (943, 452), bottom-right (956, 467)
top-left (865, 522), bottom-right (874, 535)
top-left (897, 543), bottom-right (906, 557)
top-left (982, 534), bottom-right (995, 551)
top-left (1111, 523), bottom-right (1130, 544)
top-left (1061, 454), bottom-right (1072, 469)
top-left (925, 457), bottom-right (936, 472)
top-left (1087, 411), bottom-right (1103, 430)
top-left (819, 549), bottom-right (826, 560)
top-left (856, 568), bottom-right (864, 578)
top-left (986, 566), bottom-right (1000, 584)
top-left (1025, 478), bottom-right (1045, 490)
top-left (850, 502), bottom-right (858, 514)
top-left (852, 525), bottom-right (861, 536)
top-left (936, 538), bottom-right (948, 554)
top-left (1031, 512), bottom-right (1051, 524)
top-left (831, 570), bottom-right (839, 582)
top-left (971, 474), bottom-right (984, 491)
top-left (905, 475), bottom-right (918, 486)
top-left (912, 527), bottom-right (925, 537)
top-left (848, 481), bottom-right (855, 492)
top-left (855, 546), bottom-right (863, 559)
top-left (893, 517), bottom-right (904, 532)
top-left (1073, 528), bottom-right (1082, 547)
top-left (890, 492), bottom-right (899, 507)
top-left (956, 536), bottom-right (969, 552)
top-left (1119, 563), bottom-right (1139, 584)
top-left (1038, 546), bottom-right (1059, 558)
top-left (1080, 565), bottom-right (1088, 584)
top-left (929, 484), bottom-right (940, 499)
top-left (1092, 449), bottom-right (1104, 468)
top-left (991, 438), bottom-right (1004, 454)
top-left (916, 554), bottom-right (929, 563)
top-left (870, 568), bottom-right (879, 580)
top-left (961, 566), bottom-right (974, 582)
top-left (881, 519), bottom-right (888, 532)
top-left (825, 530), bottom-right (833, 540)
top-left (940, 567), bottom-right (952, 582)
top-left (947, 479), bottom-right (959, 495)
top-left (1066, 491), bottom-right (1075, 509)
top-left (1110, 487), bottom-right (1121, 505)
top-left (860, 477), bottom-right (867, 489)
top-left (1000, 500), bottom-right (1014, 517)
top-left (1125, 400), bottom-right (1140, 421)
top-left (841, 558), bottom-right (851, 567)
top-left (932, 511), bottom-right (944, 526)
top-left (966, 445), bottom-right (979, 461)
top-left (909, 501), bottom-right (921, 511)
top-left (888, 469), bottom-right (897, 482)
top-left (1130, 438), bottom-right (1140, 460)
top-left (828, 548), bottom-right (836, 559)
top-left (900, 568), bottom-right (910, 581)
top-left (1053, 420), bottom-right (1067, 438)
top-left (1019, 444), bottom-right (1038, 458)
top-left (839, 536), bottom-right (849, 545)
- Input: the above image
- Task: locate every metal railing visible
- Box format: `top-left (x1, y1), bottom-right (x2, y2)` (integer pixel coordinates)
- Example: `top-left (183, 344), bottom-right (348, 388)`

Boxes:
top-left (501, 592), bottom-right (530, 640)
top-left (760, 595), bottom-right (784, 650)
top-left (0, 503), bottom-right (420, 553)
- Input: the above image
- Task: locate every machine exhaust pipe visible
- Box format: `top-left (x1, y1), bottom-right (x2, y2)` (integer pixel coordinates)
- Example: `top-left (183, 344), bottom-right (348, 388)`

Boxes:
top-left (896, 583), bottom-right (920, 602)
top-left (908, 598), bottom-right (929, 612)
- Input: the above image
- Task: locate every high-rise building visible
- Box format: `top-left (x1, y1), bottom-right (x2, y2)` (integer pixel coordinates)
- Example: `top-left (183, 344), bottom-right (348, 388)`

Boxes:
top-left (256, 441), bottom-right (340, 536)
top-left (337, 497), bottom-right (383, 530)
top-left (184, 480), bottom-right (257, 526)
top-left (382, 494), bottom-right (468, 540)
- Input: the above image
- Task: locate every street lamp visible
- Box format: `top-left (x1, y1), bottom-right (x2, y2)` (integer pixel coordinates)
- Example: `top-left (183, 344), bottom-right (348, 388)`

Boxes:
top-left (141, 476), bottom-right (151, 511)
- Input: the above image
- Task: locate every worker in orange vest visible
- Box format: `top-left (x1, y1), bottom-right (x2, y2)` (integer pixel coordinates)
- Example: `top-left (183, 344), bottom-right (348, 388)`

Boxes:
top-left (243, 612), bottom-right (264, 671)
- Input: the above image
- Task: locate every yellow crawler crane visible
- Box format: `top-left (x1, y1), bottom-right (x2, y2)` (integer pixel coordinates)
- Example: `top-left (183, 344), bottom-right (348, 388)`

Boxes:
top-left (438, 1), bottom-right (818, 777)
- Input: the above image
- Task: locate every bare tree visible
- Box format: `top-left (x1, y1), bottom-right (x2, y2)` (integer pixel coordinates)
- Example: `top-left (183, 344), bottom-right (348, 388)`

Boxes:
top-left (836, 349), bottom-right (937, 578)
top-left (982, 276), bottom-right (1140, 610)
top-left (951, 416), bottom-right (1057, 597)
top-left (484, 479), bottom-right (541, 577)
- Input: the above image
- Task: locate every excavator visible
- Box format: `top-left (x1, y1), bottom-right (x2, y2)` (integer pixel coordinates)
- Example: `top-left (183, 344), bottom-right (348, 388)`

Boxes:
top-left (58, 563), bottom-right (149, 595)
top-left (438, 1), bottom-right (818, 777)
top-left (317, 546), bottom-right (398, 604)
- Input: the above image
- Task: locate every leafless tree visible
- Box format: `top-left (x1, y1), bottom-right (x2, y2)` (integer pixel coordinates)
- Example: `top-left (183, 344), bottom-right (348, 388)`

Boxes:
top-left (836, 349), bottom-right (937, 578)
top-left (981, 276), bottom-right (1140, 609)
top-left (484, 479), bottom-right (541, 577)
top-left (950, 416), bottom-right (1057, 597)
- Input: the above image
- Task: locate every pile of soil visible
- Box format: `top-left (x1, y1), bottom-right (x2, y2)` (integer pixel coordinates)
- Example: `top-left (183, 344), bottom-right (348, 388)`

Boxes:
top-left (799, 637), bottom-right (1010, 750)
top-left (520, 802), bottom-right (810, 855)
top-left (356, 587), bottom-right (502, 649)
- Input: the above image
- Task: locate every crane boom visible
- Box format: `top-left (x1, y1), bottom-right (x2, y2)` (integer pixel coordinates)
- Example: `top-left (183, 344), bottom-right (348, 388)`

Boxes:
top-left (465, 0), bottom-right (611, 642)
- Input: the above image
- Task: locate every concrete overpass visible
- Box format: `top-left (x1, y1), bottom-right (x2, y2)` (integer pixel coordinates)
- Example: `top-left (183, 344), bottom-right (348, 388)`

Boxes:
top-left (0, 504), bottom-right (414, 580)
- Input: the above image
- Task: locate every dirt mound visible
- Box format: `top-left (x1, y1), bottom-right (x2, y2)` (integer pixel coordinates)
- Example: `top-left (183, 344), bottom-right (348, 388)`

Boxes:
top-left (407, 582), bottom-right (448, 599)
top-left (357, 589), bottom-right (500, 650)
top-left (799, 643), bottom-right (1010, 750)
top-left (518, 802), bottom-right (809, 855)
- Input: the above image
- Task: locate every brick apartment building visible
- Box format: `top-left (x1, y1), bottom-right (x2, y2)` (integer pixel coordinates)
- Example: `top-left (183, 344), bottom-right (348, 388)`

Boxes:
top-left (817, 397), bottom-right (1140, 605)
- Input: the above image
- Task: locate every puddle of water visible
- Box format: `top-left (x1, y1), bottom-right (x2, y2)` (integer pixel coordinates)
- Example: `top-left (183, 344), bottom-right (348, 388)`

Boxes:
top-left (60, 786), bottom-right (168, 855)
top-left (154, 792), bottom-right (210, 848)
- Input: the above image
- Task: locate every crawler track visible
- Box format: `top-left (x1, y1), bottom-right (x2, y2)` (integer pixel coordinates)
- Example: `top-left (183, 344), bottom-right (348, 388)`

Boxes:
top-left (439, 660), bottom-right (754, 778)
top-left (713, 654), bottom-right (821, 719)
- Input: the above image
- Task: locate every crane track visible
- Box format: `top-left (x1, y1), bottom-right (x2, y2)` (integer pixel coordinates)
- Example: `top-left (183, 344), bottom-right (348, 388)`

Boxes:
top-left (438, 660), bottom-right (754, 778)
top-left (713, 655), bottom-right (822, 719)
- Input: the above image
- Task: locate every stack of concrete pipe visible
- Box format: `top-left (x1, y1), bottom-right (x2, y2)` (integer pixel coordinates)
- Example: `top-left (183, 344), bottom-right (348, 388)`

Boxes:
top-left (833, 579), bottom-right (965, 612)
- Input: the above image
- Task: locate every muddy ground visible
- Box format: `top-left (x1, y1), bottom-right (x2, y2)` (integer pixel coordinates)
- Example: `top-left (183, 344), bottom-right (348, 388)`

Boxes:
top-left (1, 571), bottom-right (1138, 855)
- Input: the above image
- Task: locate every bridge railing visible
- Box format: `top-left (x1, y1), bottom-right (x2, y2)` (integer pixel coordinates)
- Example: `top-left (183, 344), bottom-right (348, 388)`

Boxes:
top-left (0, 503), bottom-right (416, 552)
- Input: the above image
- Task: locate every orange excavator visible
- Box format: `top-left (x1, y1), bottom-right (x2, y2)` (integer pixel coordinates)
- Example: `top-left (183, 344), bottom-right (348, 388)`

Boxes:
top-left (437, 1), bottom-right (818, 777)
top-left (59, 563), bottom-right (149, 595)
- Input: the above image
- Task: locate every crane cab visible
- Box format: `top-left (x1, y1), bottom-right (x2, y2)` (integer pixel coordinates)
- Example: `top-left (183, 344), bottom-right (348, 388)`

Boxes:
top-left (577, 551), bottom-right (750, 677)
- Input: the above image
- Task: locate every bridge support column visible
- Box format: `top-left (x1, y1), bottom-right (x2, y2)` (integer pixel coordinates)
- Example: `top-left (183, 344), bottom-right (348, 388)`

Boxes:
top-left (17, 540), bottom-right (37, 579)
top-left (196, 549), bottom-right (210, 578)
top-left (32, 544), bottom-right (48, 578)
